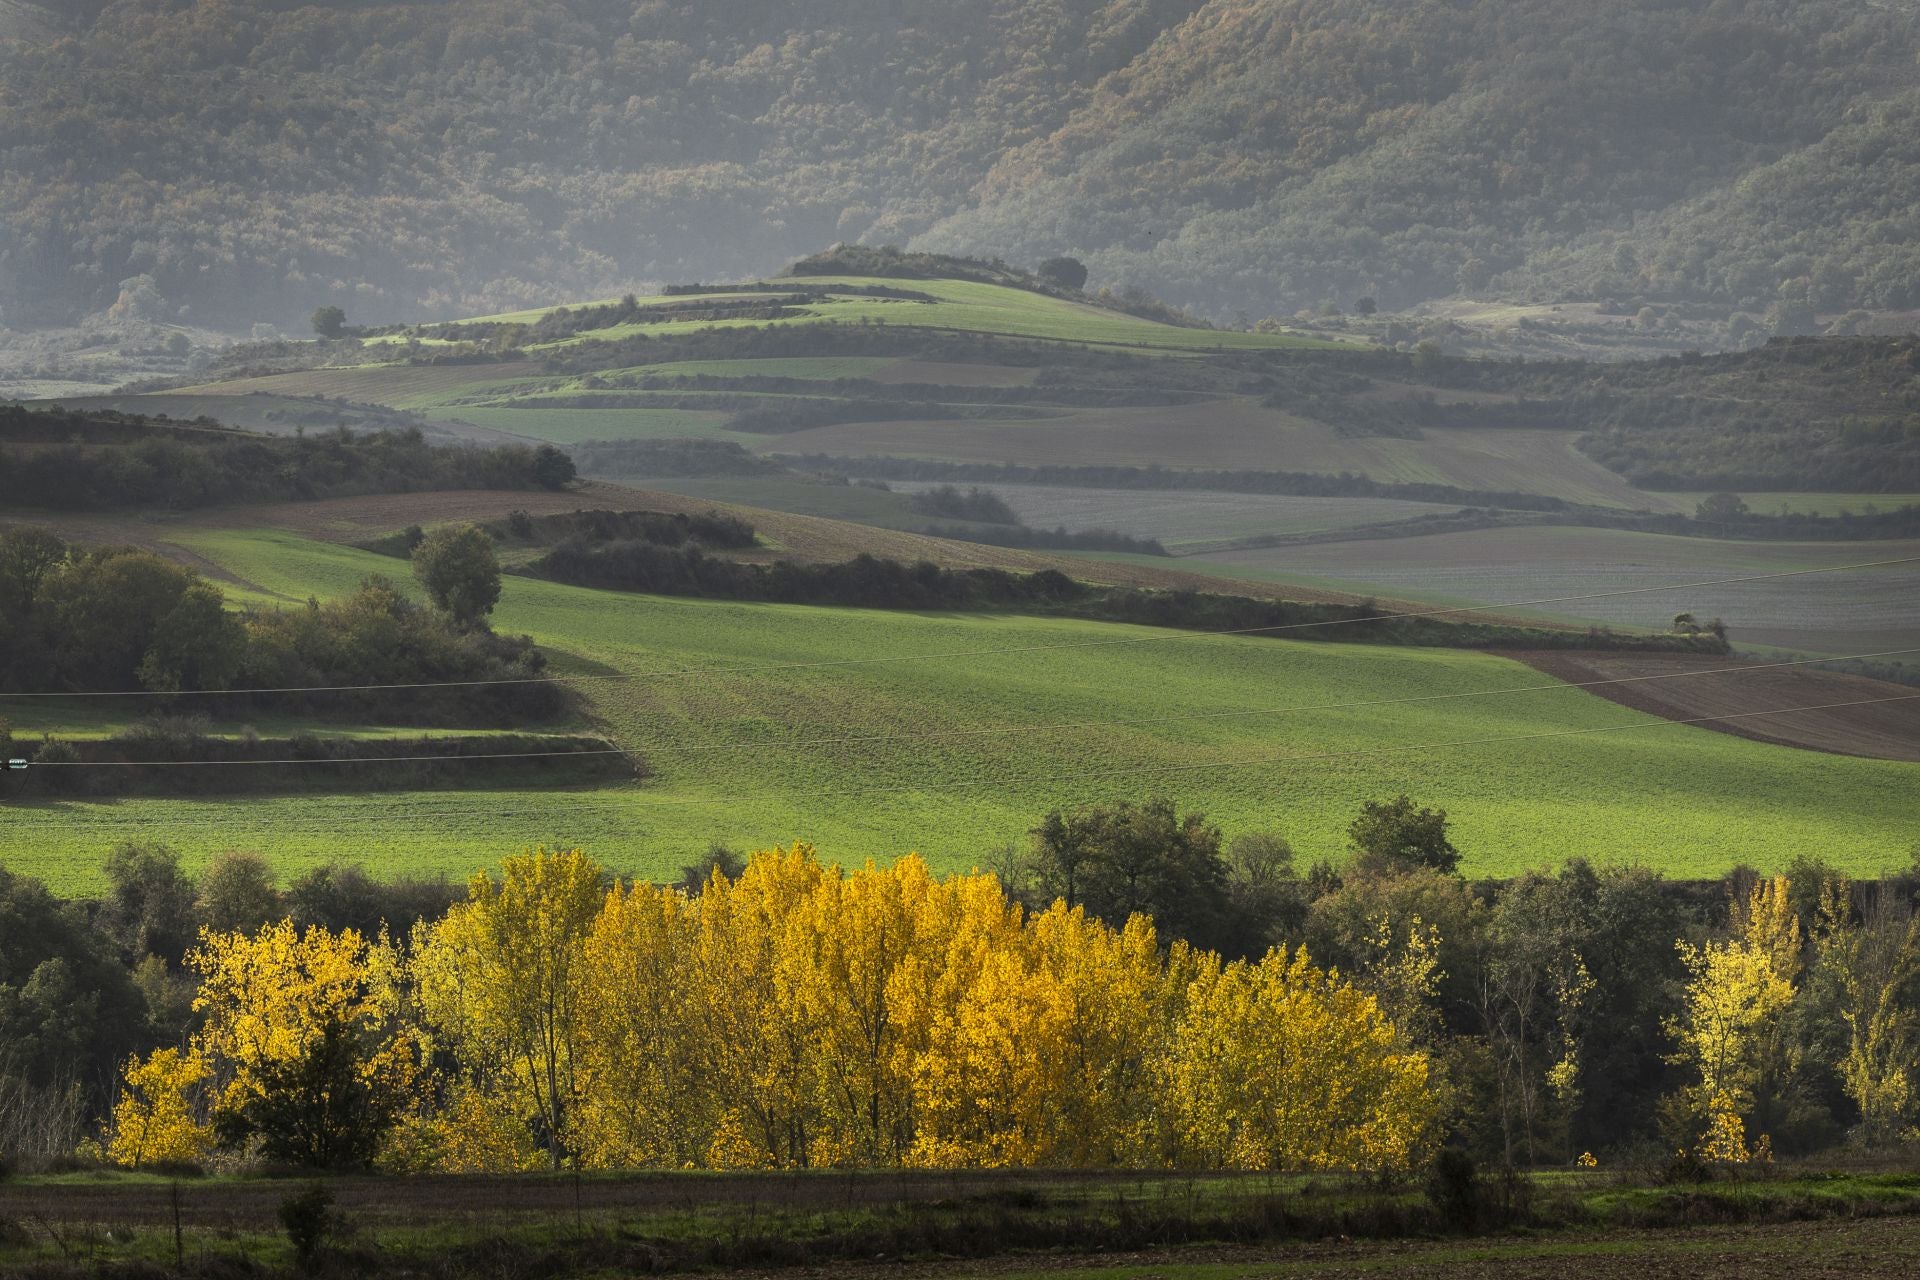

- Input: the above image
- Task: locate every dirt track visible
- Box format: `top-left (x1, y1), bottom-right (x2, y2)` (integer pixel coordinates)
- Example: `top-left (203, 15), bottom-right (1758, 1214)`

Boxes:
top-left (1512, 650), bottom-right (1920, 762)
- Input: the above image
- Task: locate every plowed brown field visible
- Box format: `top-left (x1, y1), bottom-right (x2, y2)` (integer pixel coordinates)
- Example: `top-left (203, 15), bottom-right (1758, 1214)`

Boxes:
top-left (1512, 651), bottom-right (1920, 762)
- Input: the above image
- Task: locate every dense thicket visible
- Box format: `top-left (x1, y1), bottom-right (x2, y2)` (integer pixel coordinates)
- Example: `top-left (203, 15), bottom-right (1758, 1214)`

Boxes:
top-left (0, 407), bottom-right (576, 510)
top-left (0, 529), bottom-right (563, 721)
top-left (6, 1), bottom-right (1920, 326)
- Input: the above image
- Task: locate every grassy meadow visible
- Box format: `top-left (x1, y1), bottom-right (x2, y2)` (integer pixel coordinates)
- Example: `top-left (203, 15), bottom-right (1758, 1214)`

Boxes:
top-left (4, 526), bottom-right (1916, 894)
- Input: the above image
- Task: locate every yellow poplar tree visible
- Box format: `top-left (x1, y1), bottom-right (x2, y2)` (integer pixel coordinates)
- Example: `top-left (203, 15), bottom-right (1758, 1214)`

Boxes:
top-left (1166, 946), bottom-right (1435, 1172)
top-left (1815, 879), bottom-right (1920, 1144)
top-left (107, 1047), bottom-right (213, 1168)
top-left (1669, 876), bottom-right (1800, 1161)
top-left (1029, 903), bottom-right (1174, 1165)
top-left (413, 846), bottom-right (606, 1169)
top-left (805, 855), bottom-right (934, 1165)
top-left (574, 877), bottom-right (701, 1167)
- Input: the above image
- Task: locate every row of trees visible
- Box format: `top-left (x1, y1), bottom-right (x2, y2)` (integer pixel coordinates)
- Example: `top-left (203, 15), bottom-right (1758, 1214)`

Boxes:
top-left (0, 411), bottom-right (576, 512)
top-left (107, 846), bottom-right (1435, 1174)
top-left (8, 796), bottom-right (1918, 1176)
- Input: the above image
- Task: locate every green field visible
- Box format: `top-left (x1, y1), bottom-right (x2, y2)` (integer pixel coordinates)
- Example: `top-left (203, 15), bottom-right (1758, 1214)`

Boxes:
top-left (4, 527), bottom-right (1915, 894)
top-left (500, 276), bottom-right (1339, 353)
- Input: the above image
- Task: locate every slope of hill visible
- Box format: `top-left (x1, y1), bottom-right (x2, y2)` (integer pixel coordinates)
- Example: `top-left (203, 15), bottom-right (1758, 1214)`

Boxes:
top-left (5, 0), bottom-right (1920, 329)
top-left (4, 523), bottom-right (1913, 893)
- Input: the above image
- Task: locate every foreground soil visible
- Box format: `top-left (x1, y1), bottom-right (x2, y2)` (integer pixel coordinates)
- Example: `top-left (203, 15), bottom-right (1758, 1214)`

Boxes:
top-left (1512, 651), bottom-right (1920, 763)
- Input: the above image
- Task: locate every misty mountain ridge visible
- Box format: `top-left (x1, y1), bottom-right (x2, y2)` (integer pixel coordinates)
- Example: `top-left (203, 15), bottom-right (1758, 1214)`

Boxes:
top-left (3, 0), bottom-right (1919, 334)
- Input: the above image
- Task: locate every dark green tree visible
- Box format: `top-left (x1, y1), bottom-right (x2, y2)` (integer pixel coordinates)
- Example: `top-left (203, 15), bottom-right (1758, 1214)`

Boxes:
top-left (309, 306), bottom-right (347, 339)
top-left (215, 1013), bottom-right (407, 1169)
top-left (1349, 794), bottom-right (1460, 876)
top-left (196, 851), bottom-right (283, 934)
top-left (410, 524), bottom-right (500, 626)
top-left (1029, 798), bottom-right (1235, 951)
top-left (99, 843), bottom-right (199, 967)
top-left (1036, 256), bottom-right (1088, 290)
top-left (529, 444), bottom-right (576, 490)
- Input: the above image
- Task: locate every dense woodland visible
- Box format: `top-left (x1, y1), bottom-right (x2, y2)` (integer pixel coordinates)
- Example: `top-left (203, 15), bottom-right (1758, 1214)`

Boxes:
top-left (5, 1), bottom-right (1920, 327)
top-left (0, 407), bottom-right (577, 510)
top-left (3, 825), bottom-right (1917, 1179)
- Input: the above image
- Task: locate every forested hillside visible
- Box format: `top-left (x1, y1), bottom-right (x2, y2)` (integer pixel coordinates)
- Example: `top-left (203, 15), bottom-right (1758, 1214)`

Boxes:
top-left (4, 0), bottom-right (1919, 330)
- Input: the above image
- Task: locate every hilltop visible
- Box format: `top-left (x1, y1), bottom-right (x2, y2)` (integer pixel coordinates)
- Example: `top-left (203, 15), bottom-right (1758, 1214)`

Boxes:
top-left (4, 0), bottom-right (1920, 336)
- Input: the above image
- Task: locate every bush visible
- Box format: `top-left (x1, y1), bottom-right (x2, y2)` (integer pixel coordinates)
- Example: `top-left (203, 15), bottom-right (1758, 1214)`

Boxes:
top-left (1425, 1148), bottom-right (1480, 1231)
top-left (279, 1184), bottom-right (335, 1267)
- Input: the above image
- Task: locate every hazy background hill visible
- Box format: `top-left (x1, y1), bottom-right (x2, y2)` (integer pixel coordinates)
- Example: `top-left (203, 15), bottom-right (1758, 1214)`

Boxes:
top-left (5, 0), bottom-right (1919, 332)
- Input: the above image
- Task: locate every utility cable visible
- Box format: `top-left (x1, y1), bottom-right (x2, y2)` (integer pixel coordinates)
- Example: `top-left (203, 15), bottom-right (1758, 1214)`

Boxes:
top-left (1, 553), bottom-right (1914, 700)
top-left (13, 691), bottom-right (1916, 831)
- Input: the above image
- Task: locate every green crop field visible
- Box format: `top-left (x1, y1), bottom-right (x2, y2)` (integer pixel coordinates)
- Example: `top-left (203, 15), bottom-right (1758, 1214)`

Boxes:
top-left (1192, 527), bottom-right (1920, 655)
top-left (501, 276), bottom-right (1340, 353)
top-left (4, 526), bottom-right (1914, 895)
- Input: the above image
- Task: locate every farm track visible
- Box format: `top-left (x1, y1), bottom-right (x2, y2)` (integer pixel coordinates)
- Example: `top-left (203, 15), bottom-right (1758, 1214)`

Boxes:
top-left (1509, 652), bottom-right (1920, 763)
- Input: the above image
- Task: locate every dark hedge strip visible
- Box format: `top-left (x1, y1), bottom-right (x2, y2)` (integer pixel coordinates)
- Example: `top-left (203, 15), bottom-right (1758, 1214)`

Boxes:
top-left (0, 406), bottom-right (577, 511)
top-left (8, 730), bottom-right (637, 798)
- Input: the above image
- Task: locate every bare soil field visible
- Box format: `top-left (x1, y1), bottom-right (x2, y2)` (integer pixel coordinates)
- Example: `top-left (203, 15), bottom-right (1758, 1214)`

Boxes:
top-left (887, 482), bottom-right (1461, 549)
top-left (1511, 651), bottom-right (1920, 762)
top-left (764, 402), bottom-right (1675, 510)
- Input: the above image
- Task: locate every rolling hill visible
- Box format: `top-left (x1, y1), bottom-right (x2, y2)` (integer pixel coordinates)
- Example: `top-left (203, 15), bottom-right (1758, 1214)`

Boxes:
top-left (5, 0), bottom-right (1920, 331)
top-left (3, 520), bottom-right (1914, 894)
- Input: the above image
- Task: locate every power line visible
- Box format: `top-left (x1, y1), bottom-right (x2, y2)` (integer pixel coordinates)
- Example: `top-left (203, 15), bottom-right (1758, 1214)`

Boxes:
top-left (2, 553), bottom-right (1914, 700)
top-left (13, 691), bottom-right (1916, 831)
top-left (18, 647), bottom-right (1918, 770)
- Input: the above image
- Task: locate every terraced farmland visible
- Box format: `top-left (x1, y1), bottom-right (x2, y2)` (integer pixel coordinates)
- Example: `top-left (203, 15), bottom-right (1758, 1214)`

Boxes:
top-left (4, 526), bottom-right (1914, 894)
top-left (763, 403), bottom-right (1676, 509)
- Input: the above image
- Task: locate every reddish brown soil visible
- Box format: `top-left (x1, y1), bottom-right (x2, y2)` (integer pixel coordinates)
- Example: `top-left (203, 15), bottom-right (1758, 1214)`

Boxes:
top-left (1511, 650), bottom-right (1920, 762)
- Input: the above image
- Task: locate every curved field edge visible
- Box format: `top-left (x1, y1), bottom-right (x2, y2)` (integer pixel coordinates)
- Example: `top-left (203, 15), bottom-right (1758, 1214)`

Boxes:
top-left (1, 528), bottom-right (1913, 894)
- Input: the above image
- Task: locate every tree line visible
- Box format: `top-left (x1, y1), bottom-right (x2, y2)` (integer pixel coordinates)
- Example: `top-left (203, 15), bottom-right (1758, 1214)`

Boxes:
top-left (5, 806), bottom-right (1917, 1179)
top-left (0, 408), bottom-right (576, 511)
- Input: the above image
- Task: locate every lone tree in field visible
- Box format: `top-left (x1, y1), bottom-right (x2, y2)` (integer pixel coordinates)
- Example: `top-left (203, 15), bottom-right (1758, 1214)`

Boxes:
top-left (309, 306), bottom-right (347, 339)
top-left (411, 525), bottom-right (500, 627)
top-left (1036, 255), bottom-right (1088, 291)
top-left (1349, 795), bottom-right (1460, 876)
top-left (530, 444), bottom-right (577, 490)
